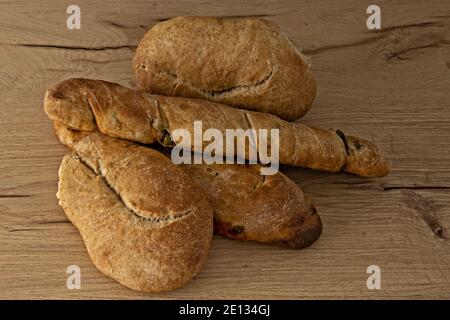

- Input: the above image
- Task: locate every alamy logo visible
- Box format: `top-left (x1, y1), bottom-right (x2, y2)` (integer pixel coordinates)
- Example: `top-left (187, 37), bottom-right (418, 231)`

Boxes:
top-left (366, 5), bottom-right (381, 30)
top-left (171, 121), bottom-right (280, 175)
top-left (66, 5), bottom-right (81, 30)
top-left (366, 265), bottom-right (381, 290)
top-left (66, 265), bottom-right (81, 290)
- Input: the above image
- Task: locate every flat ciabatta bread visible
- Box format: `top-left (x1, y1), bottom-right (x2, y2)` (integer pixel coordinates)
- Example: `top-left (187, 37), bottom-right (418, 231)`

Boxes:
top-left (133, 17), bottom-right (316, 121)
top-left (45, 79), bottom-right (390, 177)
top-left (57, 134), bottom-right (213, 292)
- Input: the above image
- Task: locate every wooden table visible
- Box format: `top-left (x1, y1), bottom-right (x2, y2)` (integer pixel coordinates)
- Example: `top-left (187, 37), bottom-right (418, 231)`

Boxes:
top-left (1, 0), bottom-right (449, 299)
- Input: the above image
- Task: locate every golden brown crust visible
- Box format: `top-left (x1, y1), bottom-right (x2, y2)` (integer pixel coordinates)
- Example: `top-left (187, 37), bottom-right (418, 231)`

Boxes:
top-left (182, 164), bottom-right (322, 248)
top-left (54, 125), bottom-right (322, 248)
top-left (44, 78), bottom-right (390, 177)
top-left (57, 134), bottom-right (213, 292)
top-left (157, 94), bottom-right (390, 177)
top-left (344, 135), bottom-right (391, 178)
top-left (45, 78), bottom-right (160, 143)
top-left (133, 17), bottom-right (316, 121)
top-left (53, 121), bottom-right (96, 148)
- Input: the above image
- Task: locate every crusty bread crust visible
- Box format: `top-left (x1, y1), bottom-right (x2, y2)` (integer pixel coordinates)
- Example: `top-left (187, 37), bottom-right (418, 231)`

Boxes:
top-left (45, 79), bottom-right (160, 143)
top-left (53, 121), bottom-right (95, 148)
top-left (53, 125), bottom-right (322, 248)
top-left (45, 79), bottom-right (390, 177)
top-left (183, 164), bottom-right (322, 248)
top-left (133, 17), bottom-right (316, 121)
top-left (57, 134), bottom-right (213, 292)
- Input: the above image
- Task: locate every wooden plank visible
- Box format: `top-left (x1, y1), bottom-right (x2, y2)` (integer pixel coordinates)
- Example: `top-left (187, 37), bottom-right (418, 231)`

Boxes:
top-left (0, 0), bottom-right (449, 299)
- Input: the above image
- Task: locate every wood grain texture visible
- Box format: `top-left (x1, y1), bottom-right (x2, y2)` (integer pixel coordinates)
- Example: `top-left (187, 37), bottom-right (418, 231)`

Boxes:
top-left (0, 0), bottom-right (449, 299)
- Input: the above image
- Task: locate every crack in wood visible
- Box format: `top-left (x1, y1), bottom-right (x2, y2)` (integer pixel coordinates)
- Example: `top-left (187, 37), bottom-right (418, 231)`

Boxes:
top-left (45, 68), bottom-right (85, 72)
top-left (14, 43), bottom-right (136, 52)
top-left (330, 182), bottom-right (450, 191)
top-left (36, 220), bottom-right (70, 225)
top-left (403, 190), bottom-right (447, 240)
top-left (214, 14), bottom-right (273, 19)
top-left (430, 15), bottom-right (450, 19)
top-left (0, 194), bottom-right (31, 198)
top-left (156, 14), bottom-right (272, 22)
top-left (68, 57), bottom-right (132, 65)
top-left (386, 40), bottom-right (449, 61)
top-left (374, 21), bottom-right (444, 34)
top-left (303, 34), bottom-right (387, 55)
top-left (382, 186), bottom-right (450, 191)
top-left (303, 21), bottom-right (447, 56)
top-left (8, 228), bottom-right (51, 233)
top-left (6, 220), bottom-right (70, 233)
top-left (102, 21), bottom-right (148, 30)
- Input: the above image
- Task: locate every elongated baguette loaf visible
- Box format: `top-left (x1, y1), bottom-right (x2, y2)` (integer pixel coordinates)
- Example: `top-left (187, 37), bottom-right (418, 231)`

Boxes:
top-left (53, 123), bottom-right (322, 248)
top-left (133, 17), bottom-right (316, 121)
top-left (44, 78), bottom-right (390, 177)
top-left (58, 133), bottom-right (213, 292)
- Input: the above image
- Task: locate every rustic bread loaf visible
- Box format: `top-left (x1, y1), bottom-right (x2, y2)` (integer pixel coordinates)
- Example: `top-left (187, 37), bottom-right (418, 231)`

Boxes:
top-left (133, 17), bottom-right (316, 121)
top-left (183, 164), bottom-right (321, 248)
top-left (45, 79), bottom-right (389, 177)
top-left (57, 133), bottom-right (213, 292)
top-left (53, 124), bottom-right (322, 248)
